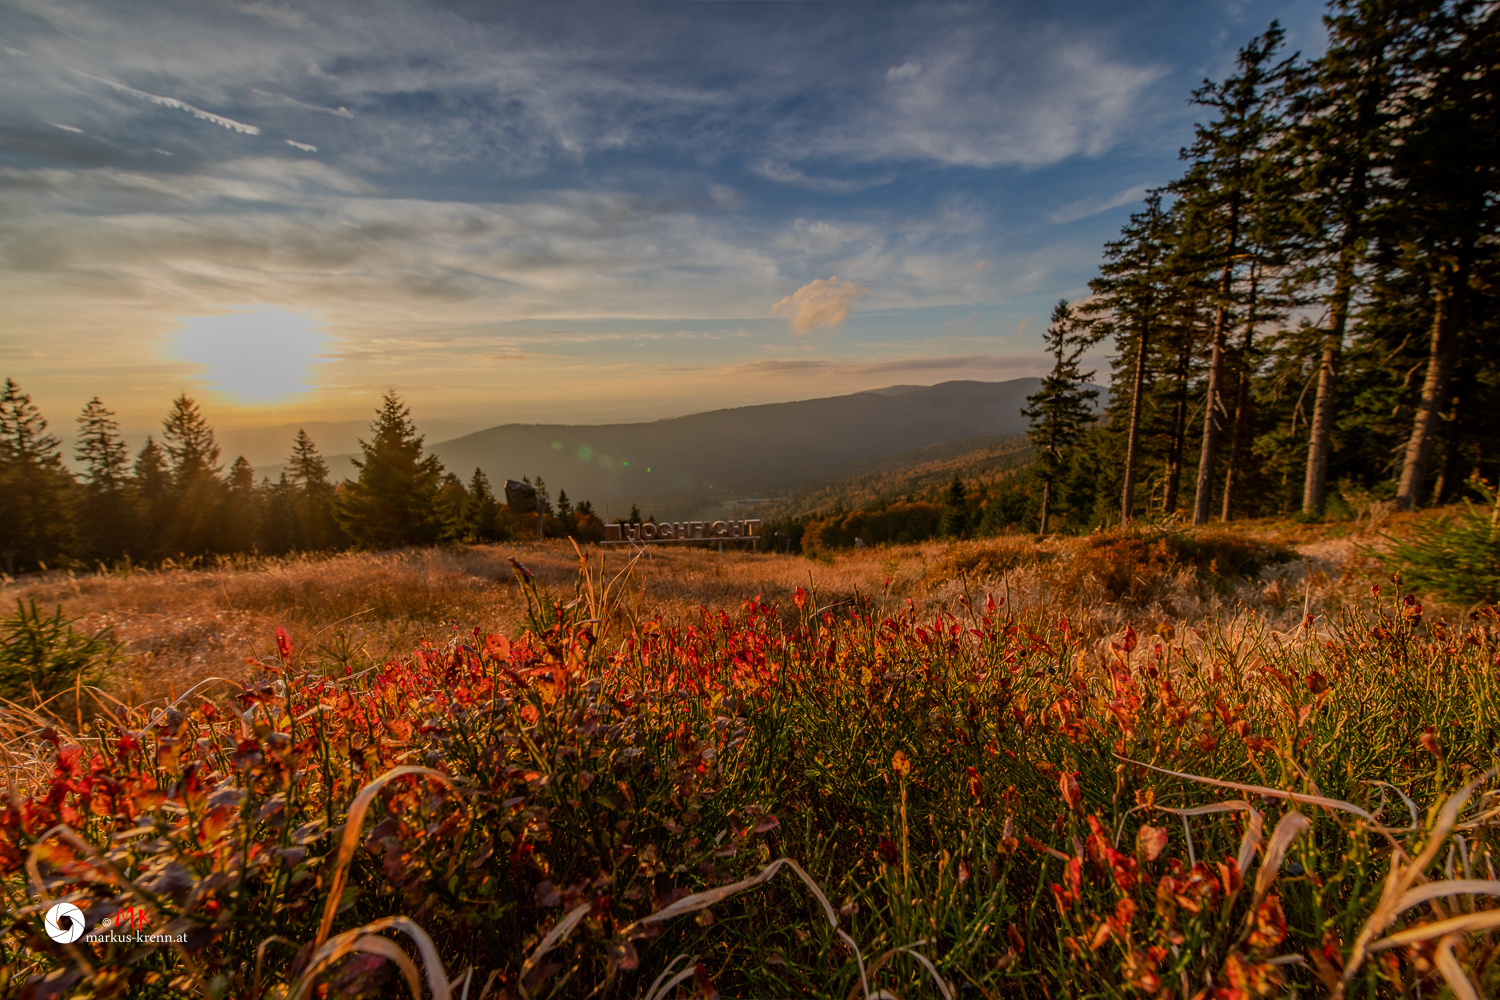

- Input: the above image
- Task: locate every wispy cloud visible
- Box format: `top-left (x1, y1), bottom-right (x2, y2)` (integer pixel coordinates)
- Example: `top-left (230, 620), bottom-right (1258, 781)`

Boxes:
top-left (70, 70), bottom-right (262, 134)
top-left (1050, 183), bottom-right (1150, 224)
top-left (752, 161), bottom-right (894, 194)
top-left (249, 88), bottom-right (355, 118)
top-left (285, 139), bottom-right (318, 152)
top-left (772, 277), bottom-right (872, 337)
top-left (724, 354), bottom-right (1049, 379)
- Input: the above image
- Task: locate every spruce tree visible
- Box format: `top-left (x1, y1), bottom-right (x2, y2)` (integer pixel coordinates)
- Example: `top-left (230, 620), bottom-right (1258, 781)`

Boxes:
top-left (1171, 23), bottom-right (1294, 524)
top-left (262, 472), bottom-right (298, 554)
top-left (132, 436), bottom-right (172, 560)
top-left (335, 391), bottom-right (446, 549)
top-left (0, 379), bottom-right (76, 571)
top-left (220, 456), bottom-right (263, 553)
top-left (533, 476), bottom-right (554, 516)
top-left (1084, 191), bottom-right (1178, 523)
top-left (159, 394), bottom-right (225, 555)
top-left (286, 429), bottom-right (343, 550)
top-left (940, 475), bottom-right (970, 538)
top-left (459, 467), bottom-right (503, 542)
top-left (1022, 301), bottom-right (1100, 534)
top-left (161, 394), bottom-right (222, 483)
top-left (1390, 0), bottom-right (1499, 508)
top-left (437, 472), bottom-right (467, 541)
top-left (74, 396), bottom-right (135, 561)
top-left (1289, 0), bottom-right (1400, 515)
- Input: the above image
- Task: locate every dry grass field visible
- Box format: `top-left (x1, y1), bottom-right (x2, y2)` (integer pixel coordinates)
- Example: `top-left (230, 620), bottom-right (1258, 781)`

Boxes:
top-left (0, 514), bottom-right (1404, 711)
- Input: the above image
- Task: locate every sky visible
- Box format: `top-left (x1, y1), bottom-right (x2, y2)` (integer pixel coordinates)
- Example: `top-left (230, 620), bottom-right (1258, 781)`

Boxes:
top-left (1, 0), bottom-right (1329, 438)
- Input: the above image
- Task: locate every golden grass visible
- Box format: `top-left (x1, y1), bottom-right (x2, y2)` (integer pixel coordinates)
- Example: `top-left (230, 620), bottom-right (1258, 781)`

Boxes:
top-left (0, 514), bottom-right (1418, 711)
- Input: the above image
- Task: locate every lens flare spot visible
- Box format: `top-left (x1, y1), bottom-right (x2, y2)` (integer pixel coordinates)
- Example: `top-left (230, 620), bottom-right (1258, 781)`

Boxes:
top-left (577, 446), bottom-right (593, 460)
top-left (169, 306), bottom-right (330, 405)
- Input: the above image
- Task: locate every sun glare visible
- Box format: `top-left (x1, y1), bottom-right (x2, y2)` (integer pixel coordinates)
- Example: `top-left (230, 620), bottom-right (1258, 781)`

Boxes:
top-left (169, 306), bottom-right (331, 405)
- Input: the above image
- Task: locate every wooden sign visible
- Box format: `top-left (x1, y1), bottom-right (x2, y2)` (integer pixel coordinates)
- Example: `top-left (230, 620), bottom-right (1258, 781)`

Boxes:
top-left (602, 519), bottom-right (760, 545)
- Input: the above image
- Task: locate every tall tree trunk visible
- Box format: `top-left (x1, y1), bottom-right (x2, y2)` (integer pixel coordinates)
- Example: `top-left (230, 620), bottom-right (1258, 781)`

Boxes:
top-left (1430, 364), bottom-right (1469, 504)
top-left (1303, 31), bottom-right (1381, 516)
top-left (1164, 340), bottom-right (1192, 513)
top-left (1120, 322), bottom-right (1152, 524)
top-left (1193, 301), bottom-right (1231, 524)
top-left (1193, 193), bottom-right (1241, 525)
top-left (1221, 267), bottom-right (1259, 521)
top-left (1301, 243), bottom-right (1359, 517)
top-left (1397, 281), bottom-right (1463, 509)
top-left (1038, 480), bottom-right (1051, 535)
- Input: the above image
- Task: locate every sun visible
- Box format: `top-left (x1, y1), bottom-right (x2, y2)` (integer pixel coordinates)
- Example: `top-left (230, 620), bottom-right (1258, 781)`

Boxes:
top-left (169, 306), bottom-right (331, 405)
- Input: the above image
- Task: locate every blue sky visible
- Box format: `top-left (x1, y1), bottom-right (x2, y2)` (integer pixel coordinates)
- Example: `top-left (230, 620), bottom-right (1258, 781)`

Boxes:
top-left (0, 0), bottom-right (1327, 432)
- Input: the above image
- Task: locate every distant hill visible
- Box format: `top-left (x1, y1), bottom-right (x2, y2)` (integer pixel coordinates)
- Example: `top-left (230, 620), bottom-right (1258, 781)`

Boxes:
top-left (221, 419), bottom-right (488, 474)
top-left (749, 434), bottom-right (1034, 523)
top-left (416, 379), bottom-right (1045, 520)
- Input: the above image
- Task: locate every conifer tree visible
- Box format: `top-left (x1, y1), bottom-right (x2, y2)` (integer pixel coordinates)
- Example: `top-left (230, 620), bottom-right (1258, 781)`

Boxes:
top-left (533, 476), bottom-right (554, 516)
top-left (132, 436), bottom-right (171, 560)
top-left (459, 467), bottom-right (503, 543)
top-left (0, 379), bottom-right (75, 571)
top-left (335, 391), bottom-right (446, 549)
top-left (161, 394), bottom-right (221, 483)
top-left (262, 473), bottom-right (298, 554)
top-left (1172, 23), bottom-right (1293, 524)
top-left (1289, 0), bottom-right (1400, 515)
top-left (437, 472), bottom-right (467, 541)
top-left (286, 429), bottom-right (343, 550)
top-left (220, 456), bottom-right (263, 553)
top-left (1022, 301), bottom-right (1099, 534)
top-left (1390, 0), bottom-right (1499, 508)
top-left (1085, 191), bottom-right (1178, 522)
top-left (74, 396), bottom-right (135, 561)
top-left (159, 395), bottom-right (225, 556)
top-left (940, 475), bottom-right (970, 537)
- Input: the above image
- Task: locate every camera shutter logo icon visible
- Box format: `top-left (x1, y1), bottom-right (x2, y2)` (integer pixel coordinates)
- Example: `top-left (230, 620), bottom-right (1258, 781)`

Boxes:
top-left (44, 902), bottom-right (86, 944)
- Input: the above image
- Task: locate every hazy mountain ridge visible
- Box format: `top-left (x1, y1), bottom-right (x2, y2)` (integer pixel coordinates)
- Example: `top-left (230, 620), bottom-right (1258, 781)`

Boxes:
top-left (420, 379), bottom-right (1045, 520)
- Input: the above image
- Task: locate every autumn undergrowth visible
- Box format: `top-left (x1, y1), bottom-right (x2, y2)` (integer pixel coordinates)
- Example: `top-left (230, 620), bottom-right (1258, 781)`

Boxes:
top-left (1, 543), bottom-right (1497, 1000)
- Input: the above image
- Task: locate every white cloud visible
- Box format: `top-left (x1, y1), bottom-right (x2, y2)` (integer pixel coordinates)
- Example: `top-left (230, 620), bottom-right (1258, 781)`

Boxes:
top-left (789, 20), bottom-right (1166, 169)
top-left (772, 277), bottom-right (871, 337)
top-left (285, 139), bottom-right (318, 152)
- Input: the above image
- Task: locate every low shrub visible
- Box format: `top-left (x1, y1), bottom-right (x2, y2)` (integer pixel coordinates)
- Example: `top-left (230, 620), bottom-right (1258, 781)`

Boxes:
top-left (2, 568), bottom-right (1497, 998)
top-left (803, 502), bottom-right (943, 554)
top-left (1384, 493), bottom-right (1500, 609)
top-left (0, 599), bottom-right (120, 706)
top-left (1036, 528), bottom-right (1296, 609)
top-left (928, 537), bottom-right (1049, 583)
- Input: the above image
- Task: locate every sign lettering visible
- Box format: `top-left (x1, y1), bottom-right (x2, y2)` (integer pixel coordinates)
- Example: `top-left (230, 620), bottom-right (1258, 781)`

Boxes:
top-left (602, 519), bottom-right (760, 545)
